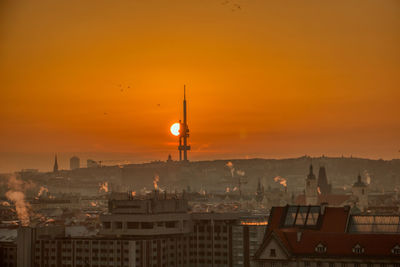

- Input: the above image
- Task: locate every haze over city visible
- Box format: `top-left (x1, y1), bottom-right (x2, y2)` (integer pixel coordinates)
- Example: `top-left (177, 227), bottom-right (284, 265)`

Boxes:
top-left (1, 2), bottom-right (400, 267)
top-left (1, 0), bottom-right (400, 172)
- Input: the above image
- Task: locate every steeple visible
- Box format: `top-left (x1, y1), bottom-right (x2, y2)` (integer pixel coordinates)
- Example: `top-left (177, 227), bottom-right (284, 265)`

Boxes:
top-left (307, 164), bottom-right (316, 180)
top-left (317, 166), bottom-right (331, 195)
top-left (353, 172), bottom-right (366, 187)
top-left (53, 154), bottom-right (58, 173)
top-left (305, 164), bottom-right (318, 205)
top-left (256, 178), bottom-right (264, 202)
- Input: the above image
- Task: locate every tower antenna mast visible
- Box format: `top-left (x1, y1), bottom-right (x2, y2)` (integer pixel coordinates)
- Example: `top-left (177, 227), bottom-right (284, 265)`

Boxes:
top-left (178, 85), bottom-right (191, 162)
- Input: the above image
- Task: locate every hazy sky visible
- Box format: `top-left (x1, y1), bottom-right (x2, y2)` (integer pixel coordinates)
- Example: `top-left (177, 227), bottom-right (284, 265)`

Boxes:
top-left (1, 0), bottom-right (399, 172)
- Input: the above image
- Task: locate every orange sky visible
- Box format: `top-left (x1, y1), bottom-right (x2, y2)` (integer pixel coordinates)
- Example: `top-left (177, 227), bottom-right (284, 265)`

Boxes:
top-left (0, 0), bottom-right (399, 172)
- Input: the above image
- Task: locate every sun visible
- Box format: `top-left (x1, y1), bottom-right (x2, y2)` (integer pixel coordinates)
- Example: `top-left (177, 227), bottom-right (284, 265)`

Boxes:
top-left (170, 123), bottom-right (180, 136)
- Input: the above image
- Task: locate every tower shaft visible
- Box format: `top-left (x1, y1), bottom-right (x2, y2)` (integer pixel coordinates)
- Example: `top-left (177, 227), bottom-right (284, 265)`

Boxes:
top-left (178, 85), bottom-right (190, 162)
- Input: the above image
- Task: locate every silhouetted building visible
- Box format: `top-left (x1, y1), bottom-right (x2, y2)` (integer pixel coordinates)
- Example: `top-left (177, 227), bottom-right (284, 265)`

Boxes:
top-left (20, 192), bottom-right (267, 266)
top-left (167, 154), bottom-right (173, 163)
top-left (254, 205), bottom-right (400, 265)
top-left (53, 154), bottom-right (58, 173)
top-left (305, 164), bottom-right (318, 205)
top-left (352, 173), bottom-right (369, 212)
top-left (317, 166), bottom-right (331, 195)
top-left (69, 156), bottom-right (80, 170)
top-left (297, 166), bottom-right (352, 206)
top-left (256, 178), bottom-right (264, 203)
top-left (0, 229), bottom-right (17, 267)
top-left (87, 159), bottom-right (99, 168)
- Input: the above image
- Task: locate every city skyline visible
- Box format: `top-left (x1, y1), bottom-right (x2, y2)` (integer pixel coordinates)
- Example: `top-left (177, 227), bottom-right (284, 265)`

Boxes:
top-left (1, 0), bottom-right (399, 172)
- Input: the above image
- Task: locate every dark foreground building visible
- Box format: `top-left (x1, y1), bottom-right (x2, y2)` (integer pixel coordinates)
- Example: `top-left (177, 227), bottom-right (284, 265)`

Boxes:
top-left (17, 192), bottom-right (267, 267)
top-left (254, 205), bottom-right (400, 266)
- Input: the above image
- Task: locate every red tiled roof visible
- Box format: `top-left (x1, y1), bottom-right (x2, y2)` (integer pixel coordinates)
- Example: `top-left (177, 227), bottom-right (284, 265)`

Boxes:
top-left (255, 206), bottom-right (400, 260)
top-left (267, 207), bottom-right (285, 230)
top-left (319, 206), bottom-right (349, 232)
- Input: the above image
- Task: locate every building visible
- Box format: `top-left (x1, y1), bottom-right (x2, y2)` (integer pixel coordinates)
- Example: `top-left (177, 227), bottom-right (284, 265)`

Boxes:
top-left (254, 205), bottom-right (400, 266)
top-left (352, 173), bottom-right (368, 212)
top-left (53, 154), bottom-right (58, 173)
top-left (70, 156), bottom-right (80, 170)
top-left (0, 228), bottom-right (17, 267)
top-left (296, 172), bottom-right (370, 210)
top-left (305, 165), bottom-right (318, 205)
top-left (317, 166), bottom-right (331, 195)
top-left (87, 159), bottom-right (99, 168)
top-left (18, 191), bottom-right (266, 267)
top-left (232, 215), bottom-right (267, 267)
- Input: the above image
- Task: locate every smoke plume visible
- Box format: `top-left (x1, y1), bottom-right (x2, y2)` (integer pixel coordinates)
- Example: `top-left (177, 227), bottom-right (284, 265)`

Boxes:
top-left (273, 176), bottom-right (287, 188)
top-left (5, 190), bottom-right (30, 226)
top-left (364, 170), bottom-right (371, 185)
top-left (4, 175), bottom-right (34, 226)
top-left (37, 186), bottom-right (49, 198)
top-left (236, 170), bottom-right (245, 176)
top-left (226, 162), bottom-right (235, 177)
top-left (99, 182), bottom-right (109, 193)
top-left (153, 174), bottom-right (160, 190)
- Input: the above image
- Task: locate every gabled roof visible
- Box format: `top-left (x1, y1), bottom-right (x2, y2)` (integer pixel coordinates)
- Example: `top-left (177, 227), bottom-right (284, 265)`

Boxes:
top-left (255, 205), bottom-right (400, 260)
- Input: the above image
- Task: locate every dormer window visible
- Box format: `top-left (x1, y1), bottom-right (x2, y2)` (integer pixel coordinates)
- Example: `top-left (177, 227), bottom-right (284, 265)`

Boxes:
top-left (315, 243), bottom-right (327, 253)
top-left (391, 244), bottom-right (400, 255)
top-left (352, 244), bottom-right (364, 254)
top-left (270, 249), bottom-right (276, 257)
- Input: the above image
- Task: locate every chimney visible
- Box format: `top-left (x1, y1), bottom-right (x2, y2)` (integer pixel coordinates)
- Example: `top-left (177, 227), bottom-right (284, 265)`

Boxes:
top-left (297, 231), bottom-right (302, 242)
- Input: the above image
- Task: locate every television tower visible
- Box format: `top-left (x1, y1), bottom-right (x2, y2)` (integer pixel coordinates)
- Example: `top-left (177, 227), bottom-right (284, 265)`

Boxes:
top-left (178, 85), bottom-right (191, 161)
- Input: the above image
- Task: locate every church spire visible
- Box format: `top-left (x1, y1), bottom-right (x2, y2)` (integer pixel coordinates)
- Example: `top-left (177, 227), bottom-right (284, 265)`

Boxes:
top-left (307, 164), bottom-right (316, 180)
top-left (53, 154), bottom-right (58, 173)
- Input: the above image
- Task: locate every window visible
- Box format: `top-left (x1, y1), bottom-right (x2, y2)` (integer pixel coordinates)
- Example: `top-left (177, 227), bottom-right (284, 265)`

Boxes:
top-left (315, 243), bottom-right (327, 253)
top-left (114, 222), bottom-right (123, 229)
top-left (141, 222), bottom-right (153, 229)
top-left (352, 244), bottom-right (364, 254)
top-left (392, 244), bottom-right (400, 255)
top-left (127, 222), bottom-right (139, 229)
top-left (166, 221), bottom-right (178, 228)
top-left (270, 249), bottom-right (276, 257)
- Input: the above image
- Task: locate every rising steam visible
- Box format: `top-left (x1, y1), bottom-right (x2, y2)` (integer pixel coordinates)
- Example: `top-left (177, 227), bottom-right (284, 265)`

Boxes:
top-left (4, 175), bottom-right (33, 226)
top-left (99, 182), bottom-right (109, 193)
top-left (364, 170), bottom-right (371, 185)
top-left (37, 186), bottom-right (49, 198)
top-left (226, 162), bottom-right (235, 177)
top-left (226, 162), bottom-right (245, 177)
top-left (153, 174), bottom-right (160, 190)
top-left (273, 176), bottom-right (287, 188)
top-left (236, 170), bottom-right (245, 176)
